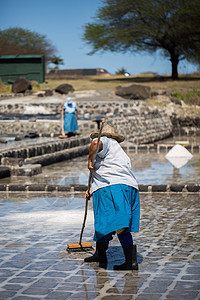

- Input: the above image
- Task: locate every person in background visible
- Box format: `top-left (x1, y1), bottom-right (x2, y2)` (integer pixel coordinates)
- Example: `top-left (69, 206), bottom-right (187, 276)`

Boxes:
top-left (63, 97), bottom-right (79, 137)
top-left (84, 125), bottom-right (140, 270)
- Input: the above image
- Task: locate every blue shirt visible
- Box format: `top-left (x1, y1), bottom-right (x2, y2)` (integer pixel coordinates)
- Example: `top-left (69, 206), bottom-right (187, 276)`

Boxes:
top-left (91, 136), bottom-right (138, 193)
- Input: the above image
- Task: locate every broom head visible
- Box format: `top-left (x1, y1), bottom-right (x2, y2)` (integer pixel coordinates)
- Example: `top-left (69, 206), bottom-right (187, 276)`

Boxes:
top-left (67, 242), bottom-right (93, 252)
top-left (59, 135), bottom-right (68, 139)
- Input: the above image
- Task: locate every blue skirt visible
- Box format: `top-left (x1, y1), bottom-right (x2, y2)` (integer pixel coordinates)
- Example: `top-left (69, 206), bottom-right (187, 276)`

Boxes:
top-left (92, 184), bottom-right (140, 242)
top-left (64, 112), bottom-right (79, 133)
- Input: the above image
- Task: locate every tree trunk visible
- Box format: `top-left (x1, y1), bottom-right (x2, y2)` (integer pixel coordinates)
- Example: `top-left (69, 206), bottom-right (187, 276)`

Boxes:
top-left (170, 54), bottom-right (179, 80)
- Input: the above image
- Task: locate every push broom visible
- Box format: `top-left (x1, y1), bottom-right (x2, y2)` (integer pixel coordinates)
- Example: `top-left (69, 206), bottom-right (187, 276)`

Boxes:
top-left (67, 120), bottom-right (105, 252)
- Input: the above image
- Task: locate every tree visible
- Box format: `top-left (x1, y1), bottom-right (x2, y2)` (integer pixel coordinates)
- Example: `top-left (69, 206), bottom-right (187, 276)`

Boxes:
top-left (83, 0), bottom-right (200, 79)
top-left (0, 27), bottom-right (57, 63)
top-left (50, 56), bottom-right (64, 69)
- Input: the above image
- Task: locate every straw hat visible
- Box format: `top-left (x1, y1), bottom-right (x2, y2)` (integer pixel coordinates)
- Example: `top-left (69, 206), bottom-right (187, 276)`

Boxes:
top-left (90, 125), bottom-right (125, 143)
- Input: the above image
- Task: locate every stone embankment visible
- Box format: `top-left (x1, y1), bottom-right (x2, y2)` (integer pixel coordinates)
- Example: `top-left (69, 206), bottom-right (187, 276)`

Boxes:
top-left (0, 183), bottom-right (199, 193)
top-left (0, 90), bottom-right (174, 144)
top-left (0, 136), bottom-right (90, 166)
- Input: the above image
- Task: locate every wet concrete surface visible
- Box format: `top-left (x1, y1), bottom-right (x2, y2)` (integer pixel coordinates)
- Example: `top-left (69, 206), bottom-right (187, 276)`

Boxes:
top-left (0, 136), bottom-right (57, 151)
top-left (0, 192), bottom-right (199, 299)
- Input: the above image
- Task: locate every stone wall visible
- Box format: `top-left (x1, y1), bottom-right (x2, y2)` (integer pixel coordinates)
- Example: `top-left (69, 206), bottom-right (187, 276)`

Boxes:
top-left (0, 120), bottom-right (97, 137)
top-left (0, 99), bottom-right (173, 143)
top-left (108, 110), bottom-right (172, 144)
top-left (171, 115), bottom-right (200, 136)
top-left (0, 99), bottom-right (143, 115)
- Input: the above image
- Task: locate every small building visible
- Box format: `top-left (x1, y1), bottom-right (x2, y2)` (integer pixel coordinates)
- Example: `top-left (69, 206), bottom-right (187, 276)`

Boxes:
top-left (0, 55), bottom-right (45, 84)
top-left (47, 68), bottom-right (109, 76)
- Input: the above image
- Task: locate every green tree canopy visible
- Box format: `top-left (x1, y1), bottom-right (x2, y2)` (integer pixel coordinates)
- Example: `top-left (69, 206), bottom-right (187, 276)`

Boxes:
top-left (83, 0), bottom-right (200, 79)
top-left (0, 27), bottom-right (57, 63)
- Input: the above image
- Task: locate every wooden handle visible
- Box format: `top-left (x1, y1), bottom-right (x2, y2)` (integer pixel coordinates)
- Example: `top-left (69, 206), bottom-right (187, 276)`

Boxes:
top-left (87, 120), bottom-right (104, 192)
top-left (61, 95), bottom-right (65, 136)
top-left (79, 120), bottom-right (104, 245)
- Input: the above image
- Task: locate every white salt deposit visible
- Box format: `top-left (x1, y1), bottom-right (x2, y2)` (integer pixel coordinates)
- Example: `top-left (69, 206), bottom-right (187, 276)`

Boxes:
top-left (165, 144), bottom-right (193, 169)
top-left (6, 209), bottom-right (94, 227)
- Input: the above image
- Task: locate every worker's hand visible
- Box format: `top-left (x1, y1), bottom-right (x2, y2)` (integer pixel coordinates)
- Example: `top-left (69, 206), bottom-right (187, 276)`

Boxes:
top-left (88, 160), bottom-right (94, 172)
top-left (85, 188), bottom-right (92, 200)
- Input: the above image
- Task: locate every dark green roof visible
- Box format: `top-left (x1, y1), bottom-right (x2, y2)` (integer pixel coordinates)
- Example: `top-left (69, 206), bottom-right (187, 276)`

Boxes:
top-left (0, 55), bottom-right (44, 59)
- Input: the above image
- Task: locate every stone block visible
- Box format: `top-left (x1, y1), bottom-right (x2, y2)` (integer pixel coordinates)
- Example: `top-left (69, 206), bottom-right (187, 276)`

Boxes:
top-left (57, 185), bottom-right (71, 192)
top-left (170, 185), bottom-right (184, 192)
top-left (159, 145), bottom-right (167, 152)
top-left (0, 184), bottom-right (7, 191)
top-left (73, 184), bottom-right (87, 192)
top-left (152, 185), bottom-right (167, 192)
top-left (46, 185), bottom-right (57, 192)
top-left (8, 185), bottom-right (26, 191)
top-left (28, 184), bottom-right (46, 191)
top-left (186, 185), bottom-right (200, 192)
top-left (192, 146), bottom-right (199, 153)
top-left (11, 164), bottom-right (42, 176)
top-left (139, 185), bottom-right (148, 192)
top-left (138, 145), bottom-right (148, 151)
top-left (0, 166), bottom-right (10, 179)
top-left (149, 145), bottom-right (157, 152)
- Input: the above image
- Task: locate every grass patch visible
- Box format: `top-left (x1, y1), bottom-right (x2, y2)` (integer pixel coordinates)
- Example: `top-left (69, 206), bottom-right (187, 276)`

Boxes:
top-left (172, 89), bottom-right (200, 106)
top-left (0, 78), bottom-right (11, 94)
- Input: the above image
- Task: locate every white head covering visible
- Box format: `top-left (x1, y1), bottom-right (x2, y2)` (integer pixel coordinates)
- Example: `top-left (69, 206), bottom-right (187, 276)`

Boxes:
top-left (67, 97), bottom-right (73, 105)
top-left (63, 97), bottom-right (77, 113)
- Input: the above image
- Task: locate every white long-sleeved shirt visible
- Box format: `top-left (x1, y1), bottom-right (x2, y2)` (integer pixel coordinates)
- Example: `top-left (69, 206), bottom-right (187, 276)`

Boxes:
top-left (91, 136), bottom-right (138, 193)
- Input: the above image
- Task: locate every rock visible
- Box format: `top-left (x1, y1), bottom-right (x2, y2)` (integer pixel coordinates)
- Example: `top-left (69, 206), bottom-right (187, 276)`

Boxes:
top-left (115, 83), bottom-right (151, 100)
top-left (12, 78), bottom-right (32, 93)
top-left (170, 97), bottom-right (182, 105)
top-left (45, 89), bottom-right (53, 96)
top-left (24, 89), bottom-right (33, 96)
top-left (55, 83), bottom-right (74, 95)
top-left (15, 136), bottom-right (22, 141)
top-left (151, 89), bottom-right (167, 96)
top-left (0, 137), bottom-right (7, 143)
top-left (1, 157), bottom-right (24, 167)
top-left (25, 132), bottom-right (39, 138)
top-left (28, 118), bottom-right (37, 122)
top-left (37, 93), bottom-right (44, 97)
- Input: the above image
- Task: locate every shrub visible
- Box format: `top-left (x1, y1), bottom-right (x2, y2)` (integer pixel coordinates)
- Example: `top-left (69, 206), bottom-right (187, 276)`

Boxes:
top-left (0, 78), bottom-right (11, 94)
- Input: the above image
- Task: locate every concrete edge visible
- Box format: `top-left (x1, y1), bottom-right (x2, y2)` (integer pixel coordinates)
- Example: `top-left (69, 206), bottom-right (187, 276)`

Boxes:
top-left (0, 184), bottom-right (199, 193)
top-left (24, 144), bottom-right (90, 166)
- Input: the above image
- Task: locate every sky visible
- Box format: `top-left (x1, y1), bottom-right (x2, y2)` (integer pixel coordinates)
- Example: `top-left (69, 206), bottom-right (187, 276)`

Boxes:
top-left (0, 0), bottom-right (197, 76)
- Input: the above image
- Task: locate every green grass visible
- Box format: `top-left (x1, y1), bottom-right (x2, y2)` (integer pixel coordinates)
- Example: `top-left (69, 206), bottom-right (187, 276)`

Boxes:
top-left (172, 89), bottom-right (200, 106)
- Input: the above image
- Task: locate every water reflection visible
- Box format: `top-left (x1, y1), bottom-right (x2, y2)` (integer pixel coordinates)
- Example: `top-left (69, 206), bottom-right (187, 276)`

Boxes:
top-left (130, 152), bottom-right (200, 185)
top-left (80, 265), bottom-right (138, 299)
top-left (0, 152), bottom-right (199, 186)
